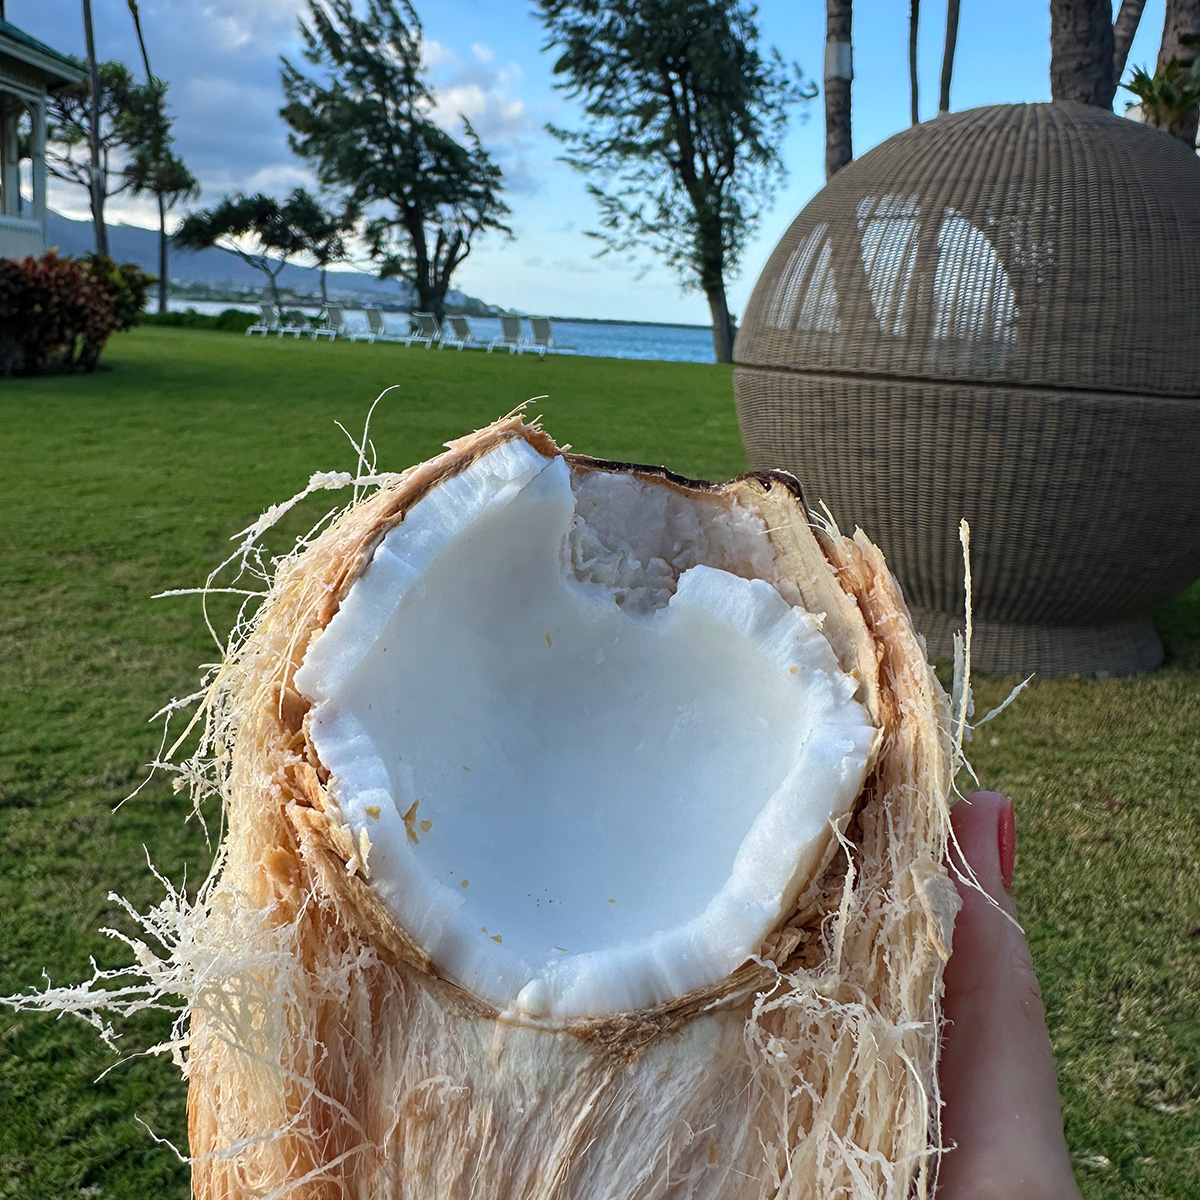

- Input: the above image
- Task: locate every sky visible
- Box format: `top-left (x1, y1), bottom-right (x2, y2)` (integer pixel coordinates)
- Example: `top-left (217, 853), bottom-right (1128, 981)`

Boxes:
top-left (19, 0), bottom-right (1168, 324)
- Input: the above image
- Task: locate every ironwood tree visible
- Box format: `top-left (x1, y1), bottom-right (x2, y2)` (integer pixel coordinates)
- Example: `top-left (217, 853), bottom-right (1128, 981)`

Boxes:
top-left (538, 0), bottom-right (814, 363)
top-left (280, 0), bottom-right (509, 321)
top-left (174, 189), bottom-right (352, 312)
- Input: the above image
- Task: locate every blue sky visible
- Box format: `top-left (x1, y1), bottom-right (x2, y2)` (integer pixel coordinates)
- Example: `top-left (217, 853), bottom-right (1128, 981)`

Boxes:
top-left (22, 0), bottom-right (1167, 323)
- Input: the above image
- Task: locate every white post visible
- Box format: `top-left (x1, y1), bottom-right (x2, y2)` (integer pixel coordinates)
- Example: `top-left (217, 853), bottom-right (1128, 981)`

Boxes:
top-left (0, 95), bottom-right (18, 218)
top-left (31, 97), bottom-right (47, 232)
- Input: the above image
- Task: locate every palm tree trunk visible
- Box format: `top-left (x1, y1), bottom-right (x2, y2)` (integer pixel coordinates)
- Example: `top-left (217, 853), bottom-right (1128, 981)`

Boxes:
top-left (1112, 0), bottom-right (1147, 81)
top-left (127, 0), bottom-right (152, 79)
top-left (825, 0), bottom-right (853, 179)
top-left (910, 0), bottom-right (921, 124)
top-left (157, 192), bottom-right (168, 313)
top-left (82, 0), bottom-right (108, 256)
top-left (939, 0), bottom-right (961, 113)
top-left (1049, 0), bottom-right (1116, 107)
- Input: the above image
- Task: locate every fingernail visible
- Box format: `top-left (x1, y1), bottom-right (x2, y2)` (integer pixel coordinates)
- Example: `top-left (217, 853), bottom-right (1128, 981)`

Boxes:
top-left (998, 799), bottom-right (1016, 891)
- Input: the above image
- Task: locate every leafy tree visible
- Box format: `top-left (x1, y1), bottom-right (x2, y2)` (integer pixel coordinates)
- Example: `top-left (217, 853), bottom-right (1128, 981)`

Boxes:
top-left (281, 0), bottom-right (511, 321)
top-left (46, 60), bottom-right (164, 255)
top-left (173, 189), bottom-right (352, 312)
top-left (537, 0), bottom-right (814, 363)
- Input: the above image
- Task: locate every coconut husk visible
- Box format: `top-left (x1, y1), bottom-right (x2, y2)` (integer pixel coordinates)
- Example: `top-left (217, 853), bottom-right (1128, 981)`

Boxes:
top-left (179, 416), bottom-right (959, 1200)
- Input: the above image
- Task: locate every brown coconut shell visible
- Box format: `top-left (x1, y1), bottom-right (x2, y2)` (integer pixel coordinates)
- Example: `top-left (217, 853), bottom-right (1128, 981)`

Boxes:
top-left (183, 416), bottom-right (959, 1200)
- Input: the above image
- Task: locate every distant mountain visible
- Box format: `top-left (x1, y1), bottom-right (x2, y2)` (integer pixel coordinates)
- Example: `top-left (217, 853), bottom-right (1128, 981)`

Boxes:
top-left (46, 211), bottom-right (493, 312)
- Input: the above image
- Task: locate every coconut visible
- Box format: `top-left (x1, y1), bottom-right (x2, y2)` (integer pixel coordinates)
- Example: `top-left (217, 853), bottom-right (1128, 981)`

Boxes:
top-left (142, 416), bottom-right (957, 1198)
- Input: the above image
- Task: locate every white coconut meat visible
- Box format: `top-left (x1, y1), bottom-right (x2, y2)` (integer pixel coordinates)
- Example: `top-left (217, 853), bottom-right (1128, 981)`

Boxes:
top-left (295, 438), bottom-right (876, 1020)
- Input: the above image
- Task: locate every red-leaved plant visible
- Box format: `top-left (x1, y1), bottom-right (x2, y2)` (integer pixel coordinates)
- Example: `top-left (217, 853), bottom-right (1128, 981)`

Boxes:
top-left (0, 252), bottom-right (148, 376)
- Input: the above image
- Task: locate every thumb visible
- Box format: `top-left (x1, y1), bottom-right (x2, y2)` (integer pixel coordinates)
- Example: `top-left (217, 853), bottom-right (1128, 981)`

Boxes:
top-left (936, 792), bottom-right (1081, 1199)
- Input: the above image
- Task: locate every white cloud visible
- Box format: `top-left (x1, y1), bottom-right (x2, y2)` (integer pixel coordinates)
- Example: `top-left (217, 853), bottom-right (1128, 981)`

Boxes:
top-left (472, 43), bottom-right (495, 64)
top-left (433, 83), bottom-right (531, 143)
top-left (422, 38), bottom-right (457, 71)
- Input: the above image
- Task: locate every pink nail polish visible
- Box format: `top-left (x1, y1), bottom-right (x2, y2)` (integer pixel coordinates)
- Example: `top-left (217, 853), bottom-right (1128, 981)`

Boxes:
top-left (998, 799), bottom-right (1016, 891)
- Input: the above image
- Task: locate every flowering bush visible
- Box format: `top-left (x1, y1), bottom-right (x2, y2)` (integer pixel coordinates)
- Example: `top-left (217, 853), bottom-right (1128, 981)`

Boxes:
top-left (0, 251), bottom-right (150, 376)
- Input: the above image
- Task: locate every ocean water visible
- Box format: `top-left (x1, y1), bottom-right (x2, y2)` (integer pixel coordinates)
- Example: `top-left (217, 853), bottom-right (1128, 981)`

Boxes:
top-left (160, 300), bottom-right (717, 365)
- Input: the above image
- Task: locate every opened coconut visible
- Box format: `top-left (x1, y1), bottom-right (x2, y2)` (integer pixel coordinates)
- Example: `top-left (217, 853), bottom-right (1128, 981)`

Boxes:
top-left (126, 416), bottom-right (958, 1197)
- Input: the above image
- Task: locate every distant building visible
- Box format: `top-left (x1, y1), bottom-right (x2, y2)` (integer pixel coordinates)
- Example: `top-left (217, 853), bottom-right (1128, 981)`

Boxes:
top-left (0, 18), bottom-right (85, 259)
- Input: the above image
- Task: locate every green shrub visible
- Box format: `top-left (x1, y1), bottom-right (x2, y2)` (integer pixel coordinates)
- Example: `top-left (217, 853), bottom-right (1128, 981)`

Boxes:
top-left (81, 253), bottom-right (155, 332)
top-left (140, 307), bottom-right (257, 333)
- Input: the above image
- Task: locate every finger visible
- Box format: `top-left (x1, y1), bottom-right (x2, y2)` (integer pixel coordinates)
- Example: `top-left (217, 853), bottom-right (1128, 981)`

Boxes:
top-left (936, 792), bottom-right (1081, 1199)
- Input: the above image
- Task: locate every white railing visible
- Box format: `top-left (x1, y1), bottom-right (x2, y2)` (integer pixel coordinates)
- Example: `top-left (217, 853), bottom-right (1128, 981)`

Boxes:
top-left (0, 215), bottom-right (45, 260)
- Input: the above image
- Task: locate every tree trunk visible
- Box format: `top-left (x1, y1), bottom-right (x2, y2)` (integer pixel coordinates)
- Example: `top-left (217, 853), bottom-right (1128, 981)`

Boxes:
top-left (157, 192), bottom-right (167, 314)
top-left (1050, 0), bottom-right (1117, 107)
top-left (909, 0), bottom-right (921, 124)
top-left (1112, 0), bottom-right (1147, 81)
top-left (1150, 0), bottom-right (1200, 145)
top-left (81, 0), bottom-right (108, 256)
top-left (267, 266), bottom-right (285, 314)
top-left (824, 0), bottom-right (853, 179)
top-left (320, 266), bottom-right (328, 310)
top-left (428, 287), bottom-right (447, 323)
top-left (705, 284), bottom-right (734, 364)
top-left (939, 0), bottom-right (961, 113)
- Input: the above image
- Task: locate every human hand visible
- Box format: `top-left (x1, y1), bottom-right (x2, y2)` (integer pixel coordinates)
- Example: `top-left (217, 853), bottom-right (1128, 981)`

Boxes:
top-left (937, 792), bottom-right (1083, 1199)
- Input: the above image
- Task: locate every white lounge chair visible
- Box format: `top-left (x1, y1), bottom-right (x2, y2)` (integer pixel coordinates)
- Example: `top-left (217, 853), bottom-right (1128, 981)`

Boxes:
top-left (409, 311), bottom-right (442, 348)
top-left (293, 310), bottom-right (334, 339)
top-left (440, 315), bottom-right (483, 350)
top-left (319, 304), bottom-right (347, 339)
top-left (246, 303), bottom-right (301, 338)
top-left (353, 306), bottom-right (408, 344)
top-left (528, 317), bottom-right (577, 357)
top-left (488, 313), bottom-right (527, 354)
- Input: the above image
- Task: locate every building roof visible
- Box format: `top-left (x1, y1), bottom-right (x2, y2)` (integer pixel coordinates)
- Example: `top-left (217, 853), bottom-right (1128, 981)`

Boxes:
top-left (0, 17), bottom-right (87, 89)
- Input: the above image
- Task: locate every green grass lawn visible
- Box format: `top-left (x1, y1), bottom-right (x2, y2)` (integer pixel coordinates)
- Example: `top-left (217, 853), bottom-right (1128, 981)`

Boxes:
top-left (2, 326), bottom-right (1198, 1199)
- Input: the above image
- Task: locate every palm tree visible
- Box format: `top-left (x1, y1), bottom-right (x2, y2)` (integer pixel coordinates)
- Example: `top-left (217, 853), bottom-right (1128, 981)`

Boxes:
top-left (909, 0), bottom-right (921, 124)
top-left (939, 0), bottom-right (961, 113)
top-left (124, 0), bottom-right (198, 313)
top-left (1142, 0), bottom-right (1200, 145)
top-left (128, 148), bottom-right (198, 313)
top-left (1113, 0), bottom-right (1149, 80)
top-left (1049, 0), bottom-right (1116, 106)
top-left (825, 0), bottom-right (853, 178)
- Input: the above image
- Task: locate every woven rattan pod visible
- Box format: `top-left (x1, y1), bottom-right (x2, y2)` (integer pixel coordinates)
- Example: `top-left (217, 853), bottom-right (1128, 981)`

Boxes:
top-left (734, 102), bottom-right (1200, 676)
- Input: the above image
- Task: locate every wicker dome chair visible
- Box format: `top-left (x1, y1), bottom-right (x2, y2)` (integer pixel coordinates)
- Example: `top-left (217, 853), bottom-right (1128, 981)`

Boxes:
top-left (734, 102), bottom-right (1200, 676)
